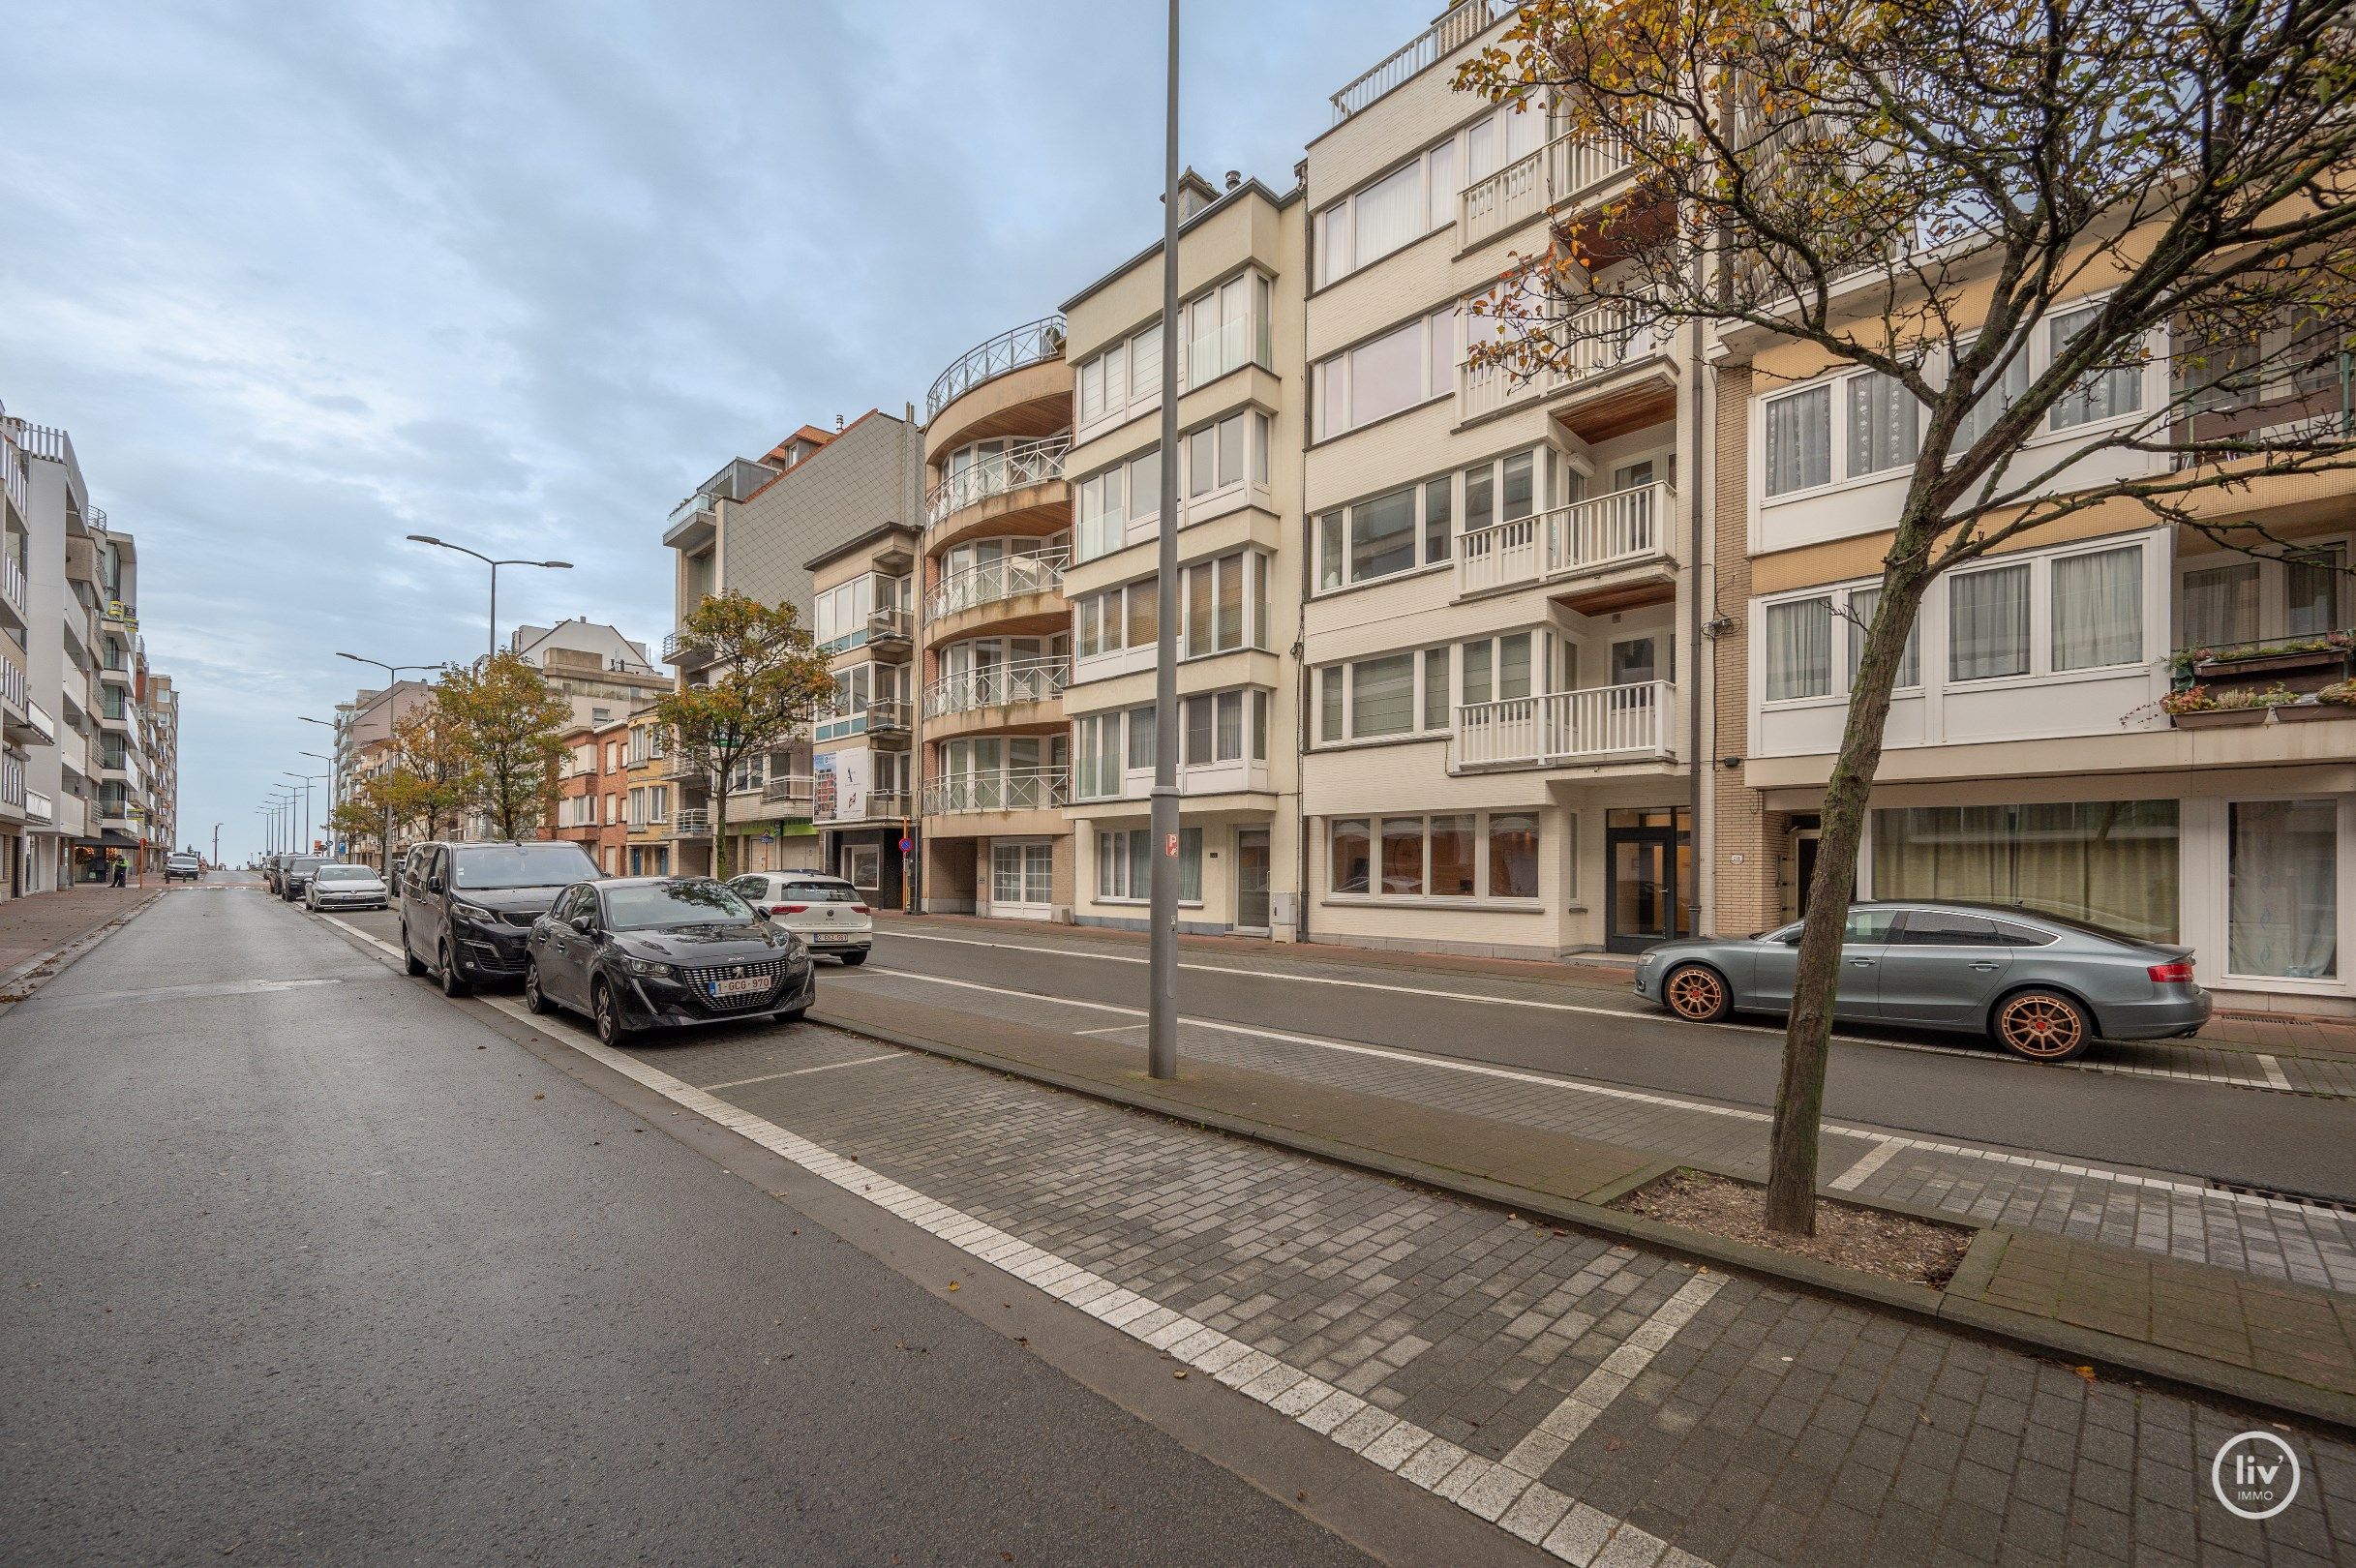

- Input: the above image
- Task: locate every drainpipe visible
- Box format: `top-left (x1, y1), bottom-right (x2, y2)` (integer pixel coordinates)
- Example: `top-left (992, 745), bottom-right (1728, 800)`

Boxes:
top-left (1686, 289), bottom-right (1709, 934)
top-left (1294, 158), bottom-right (1314, 947)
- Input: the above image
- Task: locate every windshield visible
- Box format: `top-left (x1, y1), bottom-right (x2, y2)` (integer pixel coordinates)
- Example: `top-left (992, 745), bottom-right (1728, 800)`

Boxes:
top-left (316, 866), bottom-right (377, 883)
top-left (289, 858), bottom-right (326, 873)
top-left (782, 882), bottom-right (860, 903)
top-left (451, 843), bottom-right (600, 890)
top-left (604, 881), bottom-right (756, 931)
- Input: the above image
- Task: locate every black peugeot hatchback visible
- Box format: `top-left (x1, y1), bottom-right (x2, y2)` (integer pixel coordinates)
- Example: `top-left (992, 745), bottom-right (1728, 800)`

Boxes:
top-left (524, 876), bottom-right (814, 1044)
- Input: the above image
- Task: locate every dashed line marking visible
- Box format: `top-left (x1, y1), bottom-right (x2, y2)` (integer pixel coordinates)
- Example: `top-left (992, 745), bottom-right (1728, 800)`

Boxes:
top-left (699, 1053), bottom-right (903, 1091)
top-left (1501, 1273), bottom-right (1721, 1479)
top-left (2256, 1053), bottom-right (2294, 1091)
top-left (1827, 1140), bottom-right (1904, 1192)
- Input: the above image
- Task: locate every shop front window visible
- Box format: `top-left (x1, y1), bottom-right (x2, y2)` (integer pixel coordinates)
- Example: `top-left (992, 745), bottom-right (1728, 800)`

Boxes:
top-left (1872, 800), bottom-right (2180, 941)
top-left (2228, 799), bottom-right (2338, 979)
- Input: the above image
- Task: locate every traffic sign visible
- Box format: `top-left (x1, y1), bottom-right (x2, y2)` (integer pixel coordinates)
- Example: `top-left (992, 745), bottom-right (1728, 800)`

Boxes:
top-left (897, 836), bottom-right (914, 854)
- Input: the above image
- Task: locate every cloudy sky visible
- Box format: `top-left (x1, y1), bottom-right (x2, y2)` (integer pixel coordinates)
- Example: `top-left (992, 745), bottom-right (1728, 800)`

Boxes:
top-left (0, 0), bottom-right (1424, 861)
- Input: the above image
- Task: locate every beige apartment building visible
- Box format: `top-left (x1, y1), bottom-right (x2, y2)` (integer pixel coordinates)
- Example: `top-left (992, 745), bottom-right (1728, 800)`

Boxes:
top-left (1297, 2), bottom-right (1708, 957)
top-left (1714, 265), bottom-right (2356, 1014)
top-left (810, 524), bottom-right (917, 907)
top-left (916, 318), bottom-right (1074, 918)
top-left (1060, 170), bottom-right (1306, 937)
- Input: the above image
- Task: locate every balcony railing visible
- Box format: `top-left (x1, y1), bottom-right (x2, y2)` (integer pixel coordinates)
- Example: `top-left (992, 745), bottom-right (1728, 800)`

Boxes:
top-left (0, 648), bottom-right (24, 715)
top-left (867, 606), bottom-right (913, 645)
top-left (7, 419), bottom-right (76, 468)
top-left (1458, 296), bottom-right (1666, 422)
top-left (1, 427), bottom-right (27, 521)
top-left (1453, 681), bottom-right (1677, 769)
top-left (922, 660), bottom-right (1071, 719)
top-left (926, 316), bottom-right (1067, 424)
top-left (925, 436), bottom-right (1072, 528)
top-left (674, 810), bottom-right (712, 838)
top-left (928, 551), bottom-right (1068, 620)
top-left (0, 553), bottom-right (24, 619)
top-left (1458, 481), bottom-right (1676, 596)
top-left (761, 774), bottom-right (815, 808)
top-left (1330, 0), bottom-right (1515, 122)
top-left (26, 699), bottom-right (54, 742)
top-left (25, 789), bottom-right (51, 824)
top-left (1460, 130), bottom-right (1639, 248)
top-left (921, 767), bottom-right (1071, 815)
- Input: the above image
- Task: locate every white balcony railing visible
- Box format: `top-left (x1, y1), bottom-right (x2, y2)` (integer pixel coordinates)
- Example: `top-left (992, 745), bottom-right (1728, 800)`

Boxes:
top-left (921, 767), bottom-right (1071, 815)
top-left (921, 660), bottom-right (1071, 719)
top-left (926, 317), bottom-right (1067, 424)
top-left (924, 436), bottom-right (1072, 528)
top-left (927, 551), bottom-right (1067, 619)
top-left (1457, 481), bottom-right (1676, 596)
top-left (674, 810), bottom-right (712, 837)
top-left (25, 789), bottom-right (52, 824)
top-left (1460, 130), bottom-right (1639, 248)
top-left (1458, 296), bottom-right (1667, 422)
top-left (1330, 0), bottom-right (1515, 122)
top-left (26, 698), bottom-right (54, 742)
top-left (0, 552), bottom-right (24, 619)
top-left (1453, 681), bottom-right (1676, 769)
top-left (761, 774), bottom-right (815, 809)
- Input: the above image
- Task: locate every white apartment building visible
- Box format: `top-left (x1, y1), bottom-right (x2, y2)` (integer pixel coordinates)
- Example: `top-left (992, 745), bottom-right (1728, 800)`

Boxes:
top-left (507, 618), bottom-right (669, 732)
top-left (810, 524), bottom-right (918, 906)
top-left (1297, 2), bottom-right (1709, 957)
top-left (1059, 170), bottom-right (1306, 937)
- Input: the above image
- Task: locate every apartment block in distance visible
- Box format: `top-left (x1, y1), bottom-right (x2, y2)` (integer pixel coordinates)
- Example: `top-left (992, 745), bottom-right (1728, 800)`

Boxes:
top-left (917, 317), bottom-right (1073, 918)
top-left (1298, 0), bottom-right (1709, 957)
top-left (809, 523), bottom-right (918, 907)
top-left (1061, 169), bottom-right (1306, 937)
top-left (1718, 256), bottom-right (2356, 1014)
top-left (621, 709), bottom-right (673, 877)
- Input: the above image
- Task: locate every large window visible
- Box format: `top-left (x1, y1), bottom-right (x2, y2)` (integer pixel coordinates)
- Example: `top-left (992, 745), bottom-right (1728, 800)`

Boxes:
top-left (990, 842), bottom-right (1055, 906)
top-left (1076, 323), bottom-right (1164, 430)
top-left (1314, 138), bottom-right (1460, 287)
top-left (1181, 272), bottom-right (1275, 389)
top-left (1314, 306), bottom-right (1458, 440)
top-left (2228, 799), bottom-right (2338, 979)
top-left (1329, 811), bottom-right (1543, 902)
top-left (1313, 451), bottom-right (1546, 593)
top-left (1097, 827), bottom-right (1202, 902)
top-left (1872, 800), bottom-right (2180, 941)
top-left (1764, 371), bottom-right (1919, 498)
top-left (1184, 410), bottom-right (1271, 502)
top-left (814, 573), bottom-right (903, 653)
top-left (1948, 562), bottom-right (2031, 681)
top-left (1765, 597), bottom-right (1833, 702)
top-left (1075, 450), bottom-right (1163, 562)
top-left (1074, 579), bottom-right (1157, 661)
top-left (1316, 648), bottom-right (1455, 744)
top-left (2050, 545), bottom-right (2143, 671)
top-left (1178, 551), bottom-right (1271, 659)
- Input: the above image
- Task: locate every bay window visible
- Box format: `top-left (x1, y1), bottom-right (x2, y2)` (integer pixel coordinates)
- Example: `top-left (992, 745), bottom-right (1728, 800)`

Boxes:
top-left (1314, 305), bottom-right (1457, 439)
top-left (1315, 470), bottom-right (1462, 591)
top-left (1177, 551), bottom-right (1270, 658)
top-left (1181, 271), bottom-right (1274, 388)
top-left (1948, 562), bottom-right (2031, 680)
top-left (1075, 449), bottom-right (1162, 563)
top-left (2050, 545), bottom-right (2143, 671)
top-left (1314, 136), bottom-right (1461, 288)
top-left (1075, 323), bottom-right (1163, 430)
top-left (1074, 579), bottom-right (1159, 662)
top-left (1183, 410), bottom-right (1268, 503)
top-left (1329, 811), bottom-right (1545, 902)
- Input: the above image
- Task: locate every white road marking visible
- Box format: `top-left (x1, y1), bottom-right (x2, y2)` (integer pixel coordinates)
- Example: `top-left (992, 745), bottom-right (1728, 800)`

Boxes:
top-left (2256, 1053), bottom-right (2294, 1091)
top-left (1076, 1024), bottom-right (1144, 1037)
top-left (1501, 1273), bottom-right (1722, 1479)
top-left (1827, 1140), bottom-right (1905, 1192)
top-left (305, 916), bottom-right (1709, 1566)
top-left (12, 976), bottom-right (353, 1011)
top-left (699, 1053), bottom-right (902, 1091)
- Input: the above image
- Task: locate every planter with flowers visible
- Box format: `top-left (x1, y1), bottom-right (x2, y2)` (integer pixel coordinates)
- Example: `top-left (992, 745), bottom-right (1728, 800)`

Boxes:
top-left (2277, 678), bottom-right (2356, 722)
top-left (2163, 683), bottom-right (2306, 728)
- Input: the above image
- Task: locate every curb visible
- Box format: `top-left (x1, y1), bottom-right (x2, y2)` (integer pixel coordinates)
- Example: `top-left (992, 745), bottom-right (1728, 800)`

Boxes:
top-left (809, 1007), bottom-right (2356, 1435)
top-left (0, 890), bottom-right (166, 1012)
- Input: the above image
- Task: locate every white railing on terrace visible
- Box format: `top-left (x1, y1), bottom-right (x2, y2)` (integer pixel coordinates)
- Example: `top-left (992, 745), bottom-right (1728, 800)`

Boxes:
top-left (1, 430), bottom-right (26, 521)
top-left (921, 767), bottom-right (1071, 815)
top-left (2, 553), bottom-right (26, 619)
top-left (928, 551), bottom-right (1068, 618)
top-left (1458, 296), bottom-right (1667, 421)
top-left (1331, 0), bottom-right (1516, 122)
top-left (921, 660), bottom-right (1071, 719)
top-left (1453, 681), bottom-right (1676, 769)
top-left (926, 316), bottom-right (1067, 424)
top-left (25, 789), bottom-right (51, 824)
top-left (5, 419), bottom-right (76, 467)
top-left (925, 436), bottom-right (1072, 528)
top-left (1457, 481), bottom-right (1676, 595)
top-left (674, 810), bottom-right (712, 837)
top-left (1460, 130), bottom-right (1639, 248)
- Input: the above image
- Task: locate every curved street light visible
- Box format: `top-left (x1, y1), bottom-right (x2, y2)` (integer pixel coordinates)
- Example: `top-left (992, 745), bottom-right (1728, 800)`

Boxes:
top-left (405, 534), bottom-right (573, 661)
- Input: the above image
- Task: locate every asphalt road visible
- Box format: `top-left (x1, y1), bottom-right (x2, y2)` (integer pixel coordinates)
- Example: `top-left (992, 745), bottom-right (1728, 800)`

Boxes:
top-left (860, 924), bottom-right (2356, 1203)
top-left (0, 883), bottom-right (1378, 1568)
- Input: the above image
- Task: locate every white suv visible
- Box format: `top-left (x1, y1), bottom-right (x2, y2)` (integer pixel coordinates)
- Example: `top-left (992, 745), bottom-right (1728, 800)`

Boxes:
top-left (728, 873), bottom-right (873, 964)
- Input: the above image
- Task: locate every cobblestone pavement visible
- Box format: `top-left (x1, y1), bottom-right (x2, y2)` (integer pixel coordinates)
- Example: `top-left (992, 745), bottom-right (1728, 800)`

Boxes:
top-left (834, 967), bottom-right (2356, 1298)
top-left (585, 1016), bottom-right (2356, 1568)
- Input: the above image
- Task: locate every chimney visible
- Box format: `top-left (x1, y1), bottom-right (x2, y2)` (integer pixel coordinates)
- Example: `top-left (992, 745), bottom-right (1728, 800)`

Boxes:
top-left (1224, 170), bottom-right (1241, 191)
top-left (835, 413), bottom-right (845, 431)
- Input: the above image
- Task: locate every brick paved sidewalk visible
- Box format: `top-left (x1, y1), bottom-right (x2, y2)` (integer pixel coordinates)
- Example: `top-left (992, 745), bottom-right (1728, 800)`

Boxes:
top-left (0, 885), bottom-right (163, 990)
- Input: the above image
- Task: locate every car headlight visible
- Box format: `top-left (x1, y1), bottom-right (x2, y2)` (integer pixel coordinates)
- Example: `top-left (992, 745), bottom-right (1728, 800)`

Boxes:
top-left (622, 956), bottom-right (675, 979)
top-left (451, 901), bottom-right (499, 926)
top-left (1636, 952), bottom-right (1657, 966)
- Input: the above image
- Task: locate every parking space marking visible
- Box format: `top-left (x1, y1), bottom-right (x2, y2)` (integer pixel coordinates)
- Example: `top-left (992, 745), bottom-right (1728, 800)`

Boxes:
top-left (700, 1053), bottom-right (904, 1091)
top-left (2257, 1052), bottom-right (2294, 1091)
top-left (1827, 1139), bottom-right (1904, 1192)
top-left (1500, 1273), bottom-right (1722, 1480)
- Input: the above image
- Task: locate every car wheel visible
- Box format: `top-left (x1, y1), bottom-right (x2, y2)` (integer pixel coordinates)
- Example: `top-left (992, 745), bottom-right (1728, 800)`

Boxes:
top-left (1992, 989), bottom-right (2092, 1063)
top-left (524, 960), bottom-right (552, 1015)
top-left (593, 980), bottom-right (633, 1045)
top-left (402, 925), bottom-right (427, 977)
top-left (1662, 963), bottom-right (1734, 1024)
top-left (839, 950), bottom-right (868, 967)
top-left (438, 942), bottom-right (470, 999)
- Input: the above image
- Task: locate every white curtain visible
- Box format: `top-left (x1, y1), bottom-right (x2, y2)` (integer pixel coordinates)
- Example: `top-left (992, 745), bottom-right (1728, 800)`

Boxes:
top-left (2051, 545), bottom-right (2143, 671)
top-left (2286, 545), bottom-right (2345, 636)
top-left (2181, 562), bottom-right (2259, 648)
top-left (1948, 563), bottom-right (2030, 680)
top-left (2230, 799), bottom-right (2339, 979)
top-left (1846, 372), bottom-right (1921, 476)
top-left (1765, 386), bottom-right (1831, 496)
top-left (1847, 586), bottom-right (1919, 688)
top-left (1766, 597), bottom-right (1833, 701)
top-left (1352, 163), bottom-right (1423, 268)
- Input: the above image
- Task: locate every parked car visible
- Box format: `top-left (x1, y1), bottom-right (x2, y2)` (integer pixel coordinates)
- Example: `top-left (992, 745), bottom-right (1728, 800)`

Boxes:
top-left (305, 863), bottom-right (389, 912)
top-left (277, 856), bottom-right (328, 903)
top-left (726, 872), bottom-right (872, 964)
top-left (1632, 901), bottom-right (2212, 1062)
top-left (400, 840), bottom-right (603, 996)
top-left (164, 852), bottom-right (202, 883)
top-left (525, 877), bottom-right (815, 1044)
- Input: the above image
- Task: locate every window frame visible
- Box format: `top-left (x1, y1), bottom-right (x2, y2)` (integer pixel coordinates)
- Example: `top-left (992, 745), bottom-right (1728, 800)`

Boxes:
top-left (1313, 303), bottom-right (1460, 441)
top-left (1324, 809), bottom-right (1545, 906)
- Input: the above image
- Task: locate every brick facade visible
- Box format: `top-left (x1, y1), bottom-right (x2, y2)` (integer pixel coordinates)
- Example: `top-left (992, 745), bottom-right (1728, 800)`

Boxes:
top-left (1709, 364), bottom-right (1793, 934)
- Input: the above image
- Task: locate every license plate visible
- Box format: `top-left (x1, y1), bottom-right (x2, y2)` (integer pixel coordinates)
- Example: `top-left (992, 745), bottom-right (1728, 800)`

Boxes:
top-left (812, 933), bottom-right (851, 945)
top-left (710, 976), bottom-right (770, 998)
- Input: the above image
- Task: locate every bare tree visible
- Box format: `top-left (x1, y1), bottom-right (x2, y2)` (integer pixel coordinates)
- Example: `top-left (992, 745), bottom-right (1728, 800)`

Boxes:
top-left (1460, 0), bottom-right (2356, 1233)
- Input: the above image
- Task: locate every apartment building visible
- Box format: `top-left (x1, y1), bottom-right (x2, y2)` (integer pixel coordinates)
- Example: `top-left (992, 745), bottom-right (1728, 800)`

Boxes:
top-left (0, 412), bottom-right (45, 895)
top-left (809, 524), bottom-right (918, 906)
top-left (1296, 2), bottom-right (1707, 957)
top-left (1060, 170), bottom-right (1307, 937)
top-left (1716, 272), bottom-right (2356, 1013)
top-left (551, 718), bottom-right (633, 874)
top-left (622, 709), bottom-right (674, 876)
top-left (916, 317), bottom-right (1073, 917)
top-left (336, 678), bottom-right (435, 869)
top-left (144, 671), bottom-right (179, 858)
top-left (507, 618), bottom-right (668, 730)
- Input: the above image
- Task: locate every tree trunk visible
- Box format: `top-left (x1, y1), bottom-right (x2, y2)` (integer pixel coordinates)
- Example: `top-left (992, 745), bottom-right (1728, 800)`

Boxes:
top-left (1762, 547), bottom-right (1933, 1236)
top-left (710, 761), bottom-right (730, 882)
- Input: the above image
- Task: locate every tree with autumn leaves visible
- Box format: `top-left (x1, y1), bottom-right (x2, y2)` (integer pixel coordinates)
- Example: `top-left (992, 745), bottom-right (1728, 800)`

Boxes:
top-left (1459, 0), bottom-right (2355, 1233)
top-left (657, 592), bottom-right (834, 881)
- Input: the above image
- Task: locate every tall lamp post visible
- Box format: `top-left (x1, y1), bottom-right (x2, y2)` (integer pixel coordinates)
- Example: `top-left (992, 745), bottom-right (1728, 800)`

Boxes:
top-left (298, 716), bottom-right (339, 847)
top-left (405, 534), bottom-right (572, 662)
top-left (337, 653), bottom-right (437, 871)
top-left (301, 751), bottom-right (336, 853)
top-left (1146, 0), bottom-right (1182, 1081)
top-left (285, 773), bottom-right (325, 856)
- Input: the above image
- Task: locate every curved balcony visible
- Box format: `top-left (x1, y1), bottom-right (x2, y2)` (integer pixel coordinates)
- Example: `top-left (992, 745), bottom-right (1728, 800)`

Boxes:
top-left (921, 661), bottom-right (1071, 722)
top-left (921, 767), bottom-right (1071, 816)
top-left (926, 551), bottom-right (1069, 641)
top-left (927, 317), bottom-right (1066, 426)
top-left (924, 436), bottom-right (1072, 552)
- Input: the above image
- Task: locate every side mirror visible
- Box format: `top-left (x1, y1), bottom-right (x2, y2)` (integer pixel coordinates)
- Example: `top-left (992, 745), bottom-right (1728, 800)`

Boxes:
top-left (569, 914), bottom-right (595, 935)
top-left (752, 906), bottom-right (771, 921)
top-left (427, 875), bottom-right (445, 894)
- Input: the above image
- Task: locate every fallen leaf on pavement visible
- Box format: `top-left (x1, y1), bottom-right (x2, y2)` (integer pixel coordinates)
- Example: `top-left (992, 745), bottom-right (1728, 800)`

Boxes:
top-left (946, 1281), bottom-right (959, 1292)
top-left (532, 1094), bottom-right (544, 1101)
top-left (2073, 1365), bottom-right (2099, 1384)
top-left (1172, 1370), bottom-right (1188, 1379)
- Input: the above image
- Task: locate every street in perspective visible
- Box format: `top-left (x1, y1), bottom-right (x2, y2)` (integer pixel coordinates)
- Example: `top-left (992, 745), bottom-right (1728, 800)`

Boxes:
top-left (4, 1), bottom-right (2356, 1564)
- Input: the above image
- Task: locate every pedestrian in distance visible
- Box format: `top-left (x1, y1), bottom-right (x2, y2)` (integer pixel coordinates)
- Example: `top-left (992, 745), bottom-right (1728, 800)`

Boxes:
top-left (109, 857), bottom-right (127, 889)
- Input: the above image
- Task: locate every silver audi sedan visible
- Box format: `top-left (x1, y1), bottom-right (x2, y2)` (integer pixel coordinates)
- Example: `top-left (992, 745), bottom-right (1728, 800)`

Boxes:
top-left (1631, 901), bottom-right (2212, 1062)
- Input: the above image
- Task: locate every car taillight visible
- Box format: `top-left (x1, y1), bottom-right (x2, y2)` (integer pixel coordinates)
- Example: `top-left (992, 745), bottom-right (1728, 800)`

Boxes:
top-left (775, 903), bottom-right (807, 915)
top-left (2148, 960), bottom-right (2195, 983)
top-left (851, 904), bottom-right (870, 915)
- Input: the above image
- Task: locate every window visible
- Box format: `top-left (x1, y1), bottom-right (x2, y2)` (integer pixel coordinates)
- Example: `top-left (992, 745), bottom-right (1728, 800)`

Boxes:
top-left (2050, 545), bottom-right (2143, 671)
top-left (1459, 632), bottom-right (1532, 706)
top-left (1380, 819), bottom-right (1424, 895)
top-left (1314, 306), bottom-right (1457, 439)
top-left (1764, 385), bottom-right (1832, 497)
top-left (1330, 811), bottom-right (1543, 901)
top-left (1075, 712), bottom-right (1123, 799)
top-left (991, 842), bottom-right (1055, 906)
top-left (1488, 813), bottom-right (1539, 899)
top-left (1845, 586), bottom-right (1920, 689)
top-left (1317, 648), bottom-right (1455, 744)
top-left (2048, 301), bottom-right (2144, 430)
top-left (1177, 552), bottom-right (1268, 657)
top-left (1766, 597), bottom-right (1833, 701)
top-left (2181, 561), bottom-right (2260, 647)
top-left (2229, 799), bottom-right (2338, 979)
top-left (1315, 471), bottom-right (1465, 591)
top-left (1097, 828), bottom-right (1202, 902)
top-left (1330, 819), bottom-right (1371, 893)
top-left (1847, 372), bottom-right (1920, 476)
top-left (814, 575), bottom-right (882, 652)
top-left (1894, 910), bottom-right (2004, 947)
top-left (1948, 562), bottom-right (2030, 680)
top-left (1076, 322), bottom-right (1171, 431)
top-left (1429, 816), bottom-right (1477, 896)
top-left (1314, 136), bottom-right (1461, 287)
top-left (1076, 449), bottom-right (1162, 562)
top-left (1181, 272), bottom-right (1273, 388)
top-left (1127, 705), bottom-right (1155, 770)
top-left (1872, 800), bottom-right (2179, 941)
top-left (2286, 545), bottom-right (2344, 636)
top-left (1075, 579), bottom-right (1160, 661)
top-left (1955, 347), bottom-right (2032, 448)
top-left (1350, 653), bottom-right (1415, 737)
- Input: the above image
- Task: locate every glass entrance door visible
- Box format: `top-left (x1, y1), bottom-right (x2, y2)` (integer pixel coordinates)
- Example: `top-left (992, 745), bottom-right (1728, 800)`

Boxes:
top-left (1235, 829), bottom-right (1271, 931)
top-left (1605, 808), bottom-right (1692, 952)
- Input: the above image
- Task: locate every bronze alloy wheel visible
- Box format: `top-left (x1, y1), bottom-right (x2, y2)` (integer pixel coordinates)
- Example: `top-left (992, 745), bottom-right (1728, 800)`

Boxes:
top-left (1665, 965), bottom-right (1730, 1023)
top-left (1995, 991), bottom-right (2089, 1062)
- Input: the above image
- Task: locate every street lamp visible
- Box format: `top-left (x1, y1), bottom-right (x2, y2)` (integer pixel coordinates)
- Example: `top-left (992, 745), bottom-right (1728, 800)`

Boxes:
top-left (405, 534), bottom-right (572, 662)
top-left (299, 717), bottom-right (340, 847)
top-left (284, 772), bottom-right (325, 857)
top-left (301, 751), bottom-right (335, 853)
top-left (337, 652), bottom-right (438, 871)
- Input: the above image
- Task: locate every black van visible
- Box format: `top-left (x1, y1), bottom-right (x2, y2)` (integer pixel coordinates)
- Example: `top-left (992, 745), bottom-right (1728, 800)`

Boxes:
top-left (400, 840), bottom-right (601, 996)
